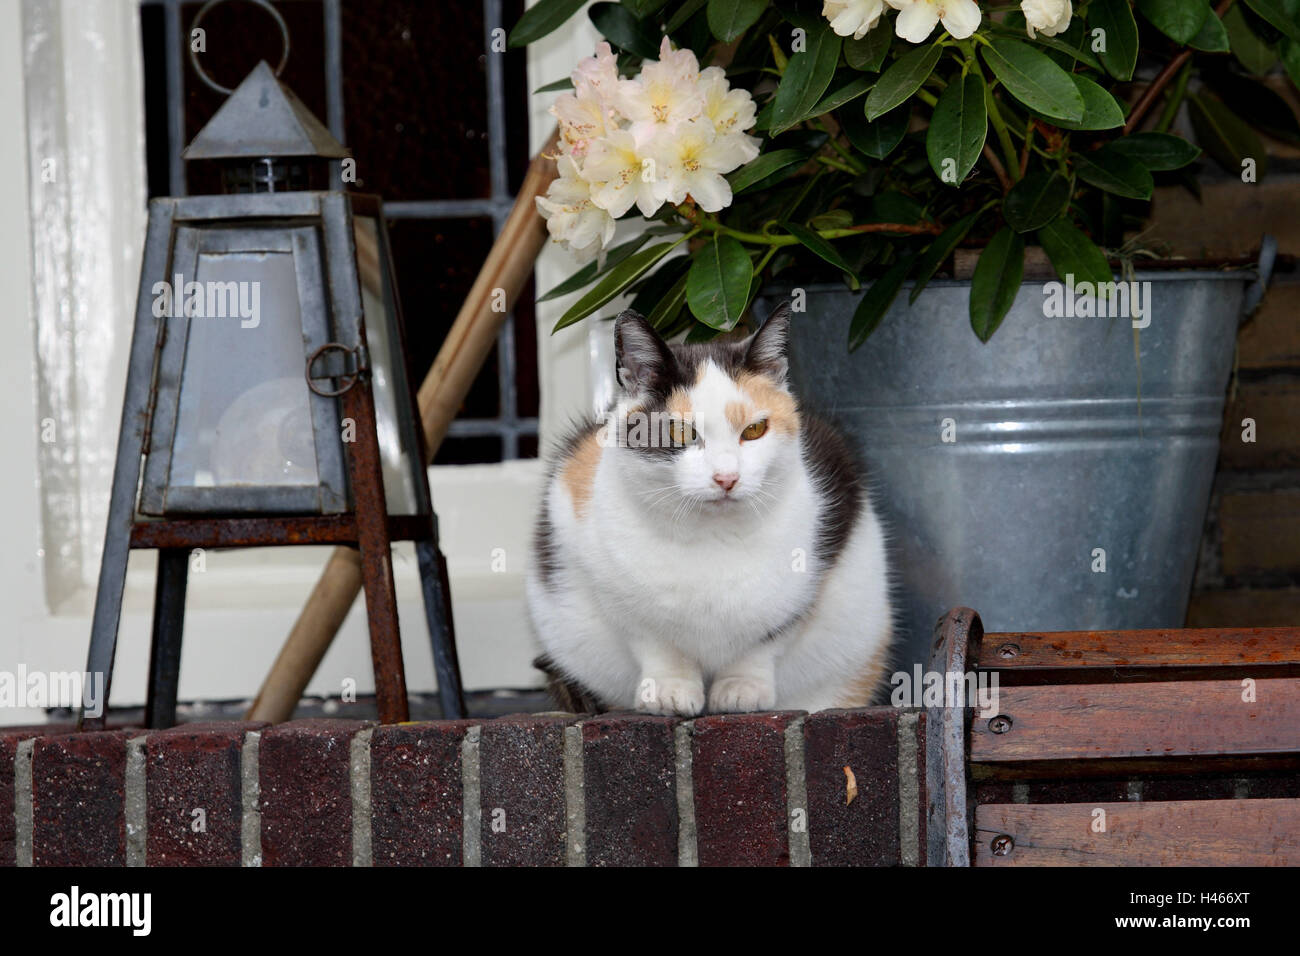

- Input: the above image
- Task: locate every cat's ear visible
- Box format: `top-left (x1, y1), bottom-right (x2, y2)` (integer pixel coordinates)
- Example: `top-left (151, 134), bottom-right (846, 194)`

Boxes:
top-left (615, 309), bottom-right (675, 395)
top-left (744, 302), bottom-right (792, 382)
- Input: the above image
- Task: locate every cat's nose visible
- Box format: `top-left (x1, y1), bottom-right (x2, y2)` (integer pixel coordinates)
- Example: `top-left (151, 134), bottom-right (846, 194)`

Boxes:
top-left (712, 472), bottom-right (739, 492)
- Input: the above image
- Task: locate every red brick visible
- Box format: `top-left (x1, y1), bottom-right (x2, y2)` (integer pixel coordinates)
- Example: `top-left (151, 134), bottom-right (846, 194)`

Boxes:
top-left (804, 709), bottom-right (900, 866)
top-left (146, 721), bottom-right (266, 866)
top-left (1, 725), bottom-right (72, 867)
top-left (692, 712), bottom-right (800, 867)
top-left (370, 721), bottom-right (476, 866)
top-left (32, 730), bottom-right (132, 866)
top-left (478, 715), bottom-right (573, 867)
top-left (259, 719), bottom-right (371, 867)
top-left (582, 715), bottom-right (678, 866)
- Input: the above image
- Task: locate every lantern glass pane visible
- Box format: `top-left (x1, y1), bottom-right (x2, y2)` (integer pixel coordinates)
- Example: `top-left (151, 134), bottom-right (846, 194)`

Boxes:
top-left (354, 216), bottom-right (420, 514)
top-left (168, 250), bottom-right (321, 489)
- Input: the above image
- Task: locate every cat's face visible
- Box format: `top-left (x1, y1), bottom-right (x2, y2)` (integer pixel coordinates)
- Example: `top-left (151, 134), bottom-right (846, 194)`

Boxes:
top-left (609, 304), bottom-right (798, 513)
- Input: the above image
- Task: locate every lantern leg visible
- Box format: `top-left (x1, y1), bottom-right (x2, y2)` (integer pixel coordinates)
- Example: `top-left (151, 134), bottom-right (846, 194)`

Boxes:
top-left (144, 548), bottom-right (189, 729)
top-left (416, 534), bottom-right (466, 719)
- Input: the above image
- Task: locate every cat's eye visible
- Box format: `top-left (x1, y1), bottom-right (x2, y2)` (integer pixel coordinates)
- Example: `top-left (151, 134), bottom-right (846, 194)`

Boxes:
top-left (741, 419), bottom-right (769, 441)
top-left (669, 419), bottom-right (697, 446)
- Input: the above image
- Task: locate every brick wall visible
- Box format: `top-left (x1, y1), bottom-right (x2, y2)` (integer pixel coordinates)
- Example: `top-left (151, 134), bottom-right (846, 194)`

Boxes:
top-left (1142, 173), bottom-right (1300, 627)
top-left (0, 709), bottom-right (925, 867)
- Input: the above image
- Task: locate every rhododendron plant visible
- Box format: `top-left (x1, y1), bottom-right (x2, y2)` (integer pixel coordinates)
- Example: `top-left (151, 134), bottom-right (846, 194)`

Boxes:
top-left (513, 0), bottom-right (1300, 344)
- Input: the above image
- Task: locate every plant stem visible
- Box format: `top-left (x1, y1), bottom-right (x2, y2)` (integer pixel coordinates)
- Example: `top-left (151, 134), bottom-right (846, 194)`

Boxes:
top-left (1154, 60), bottom-right (1193, 134)
top-left (969, 54), bottom-right (1020, 182)
top-left (693, 217), bottom-right (942, 246)
top-left (1124, 0), bottom-right (1235, 134)
top-left (816, 155), bottom-right (859, 175)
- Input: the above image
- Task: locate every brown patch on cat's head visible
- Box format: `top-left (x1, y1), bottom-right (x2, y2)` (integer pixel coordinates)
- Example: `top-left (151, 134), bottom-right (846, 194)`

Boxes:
top-left (561, 429), bottom-right (602, 518)
top-left (733, 372), bottom-right (799, 436)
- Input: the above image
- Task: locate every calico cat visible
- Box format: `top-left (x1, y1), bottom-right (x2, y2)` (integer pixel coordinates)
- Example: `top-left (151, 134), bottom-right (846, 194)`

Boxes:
top-left (527, 303), bottom-right (894, 715)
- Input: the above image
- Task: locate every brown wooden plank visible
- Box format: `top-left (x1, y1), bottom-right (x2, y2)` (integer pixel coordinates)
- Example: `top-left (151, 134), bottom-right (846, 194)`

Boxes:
top-left (974, 799), bottom-right (1300, 866)
top-left (978, 626), bottom-right (1300, 684)
top-left (971, 679), bottom-right (1300, 765)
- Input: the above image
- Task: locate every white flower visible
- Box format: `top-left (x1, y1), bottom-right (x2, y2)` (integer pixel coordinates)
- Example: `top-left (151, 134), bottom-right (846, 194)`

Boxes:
top-left (1021, 0), bottom-right (1071, 39)
top-left (650, 119), bottom-right (755, 213)
top-left (619, 37), bottom-right (705, 141)
top-left (551, 90), bottom-right (608, 159)
top-left (698, 66), bottom-right (758, 136)
top-left (886, 0), bottom-right (981, 43)
top-left (535, 155), bottom-right (616, 263)
top-left (572, 40), bottom-right (620, 105)
top-left (582, 129), bottom-right (662, 218)
top-left (822, 0), bottom-right (886, 39)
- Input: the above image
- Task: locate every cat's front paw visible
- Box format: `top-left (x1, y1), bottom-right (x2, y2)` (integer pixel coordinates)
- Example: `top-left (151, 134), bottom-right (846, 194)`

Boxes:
top-left (708, 676), bottom-right (777, 713)
top-left (636, 676), bottom-right (706, 716)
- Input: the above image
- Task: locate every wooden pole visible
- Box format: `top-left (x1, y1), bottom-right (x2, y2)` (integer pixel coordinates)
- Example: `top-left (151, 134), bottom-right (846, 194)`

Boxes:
top-left (246, 130), bottom-right (559, 723)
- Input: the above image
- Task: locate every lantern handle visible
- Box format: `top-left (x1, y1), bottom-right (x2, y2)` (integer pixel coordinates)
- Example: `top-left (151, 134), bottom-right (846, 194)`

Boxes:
top-left (306, 341), bottom-right (368, 398)
top-left (188, 0), bottom-right (292, 96)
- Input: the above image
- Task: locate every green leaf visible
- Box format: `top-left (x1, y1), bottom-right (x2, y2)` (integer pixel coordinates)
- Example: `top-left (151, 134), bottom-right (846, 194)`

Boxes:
top-left (1282, 38), bottom-right (1300, 87)
top-left (509, 0), bottom-right (588, 47)
top-left (969, 227), bottom-right (1024, 343)
top-left (809, 75), bottom-right (876, 118)
top-left (849, 256), bottom-right (912, 350)
top-left (770, 24), bottom-right (843, 134)
top-left (981, 38), bottom-right (1084, 123)
top-left (1189, 11), bottom-right (1231, 51)
top-left (987, 23), bottom-right (1102, 72)
top-left (1107, 132), bottom-right (1201, 171)
top-left (1136, 0), bottom-right (1211, 45)
top-left (1073, 149), bottom-right (1154, 199)
top-left (1040, 74), bottom-right (1124, 130)
top-left (1088, 0), bottom-right (1139, 80)
top-left (910, 211), bottom-right (980, 304)
top-left (539, 234), bottom-right (652, 302)
top-left (555, 238), bottom-right (688, 332)
top-left (926, 71), bottom-right (988, 187)
top-left (844, 26), bottom-right (892, 71)
top-left (866, 43), bottom-right (943, 121)
top-left (1224, 3), bottom-right (1279, 74)
top-left (842, 100), bottom-right (911, 159)
top-left (1245, 0), bottom-right (1300, 41)
top-left (1003, 170), bottom-right (1071, 232)
top-left (782, 222), bottom-right (860, 289)
top-left (706, 0), bottom-right (768, 42)
top-left (589, 3), bottom-right (662, 58)
top-left (1204, 71), bottom-right (1300, 144)
top-left (729, 148), bottom-right (810, 194)
top-left (533, 77), bottom-right (575, 94)
top-left (623, 0), bottom-right (671, 17)
top-left (686, 236), bottom-right (753, 330)
top-left (666, 0), bottom-right (708, 33)
top-left (1037, 218), bottom-right (1112, 289)
top-left (647, 269), bottom-right (692, 330)
top-left (1188, 91), bottom-right (1268, 177)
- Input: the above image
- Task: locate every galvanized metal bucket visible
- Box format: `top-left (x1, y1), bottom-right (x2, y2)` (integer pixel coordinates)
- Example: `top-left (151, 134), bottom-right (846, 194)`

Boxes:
top-left (758, 260), bottom-right (1270, 667)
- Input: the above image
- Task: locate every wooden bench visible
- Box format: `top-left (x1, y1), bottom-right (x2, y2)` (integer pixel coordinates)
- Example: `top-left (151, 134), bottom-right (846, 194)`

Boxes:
top-left (926, 607), bottom-right (1300, 866)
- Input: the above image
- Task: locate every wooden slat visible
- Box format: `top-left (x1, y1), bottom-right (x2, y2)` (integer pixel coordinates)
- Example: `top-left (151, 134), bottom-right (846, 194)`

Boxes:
top-left (974, 799), bottom-right (1300, 866)
top-left (970, 679), bottom-right (1300, 767)
top-left (978, 626), bottom-right (1300, 683)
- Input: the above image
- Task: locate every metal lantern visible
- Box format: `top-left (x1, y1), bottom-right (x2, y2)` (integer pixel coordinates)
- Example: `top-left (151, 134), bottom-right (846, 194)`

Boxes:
top-left (83, 58), bottom-right (464, 729)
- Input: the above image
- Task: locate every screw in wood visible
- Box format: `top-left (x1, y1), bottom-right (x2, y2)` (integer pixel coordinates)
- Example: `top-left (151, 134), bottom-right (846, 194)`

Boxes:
top-left (991, 834), bottom-right (1014, 856)
top-left (988, 715), bottom-right (1013, 734)
top-left (997, 642), bottom-right (1020, 658)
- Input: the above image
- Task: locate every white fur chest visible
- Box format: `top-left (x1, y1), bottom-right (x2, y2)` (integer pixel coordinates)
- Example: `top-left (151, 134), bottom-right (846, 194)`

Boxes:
top-left (565, 451), bottom-right (825, 669)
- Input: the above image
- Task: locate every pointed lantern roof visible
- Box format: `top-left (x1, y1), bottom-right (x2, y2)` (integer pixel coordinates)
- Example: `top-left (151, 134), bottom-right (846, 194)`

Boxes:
top-left (183, 61), bottom-right (350, 161)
